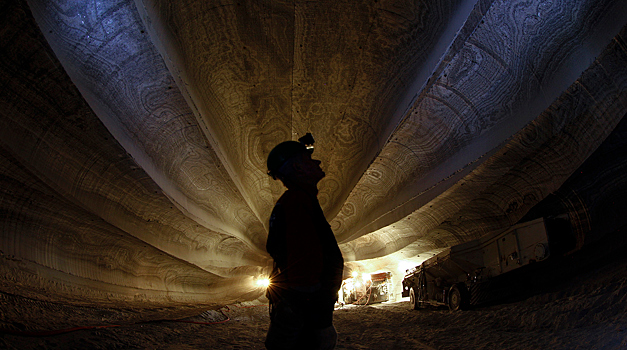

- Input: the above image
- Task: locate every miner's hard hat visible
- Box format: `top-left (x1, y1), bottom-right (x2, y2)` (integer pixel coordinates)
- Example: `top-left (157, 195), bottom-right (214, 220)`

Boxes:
top-left (266, 141), bottom-right (307, 180)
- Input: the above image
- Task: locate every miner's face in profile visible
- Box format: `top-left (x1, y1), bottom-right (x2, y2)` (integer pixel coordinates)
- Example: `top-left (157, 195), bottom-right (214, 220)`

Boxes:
top-left (290, 152), bottom-right (325, 187)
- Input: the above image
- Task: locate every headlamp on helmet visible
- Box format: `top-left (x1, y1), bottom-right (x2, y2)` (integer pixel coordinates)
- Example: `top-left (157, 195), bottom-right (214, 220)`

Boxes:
top-left (267, 133), bottom-right (315, 180)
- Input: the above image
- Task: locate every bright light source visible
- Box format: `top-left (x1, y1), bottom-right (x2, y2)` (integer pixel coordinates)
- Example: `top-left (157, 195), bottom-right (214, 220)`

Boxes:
top-left (362, 273), bottom-right (371, 282)
top-left (398, 260), bottom-right (418, 274)
top-left (351, 271), bottom-right (359, 278)
top-left (345, 280), bottom-right (354, 290)
top-left (256, 278), bottom-right (270, 288)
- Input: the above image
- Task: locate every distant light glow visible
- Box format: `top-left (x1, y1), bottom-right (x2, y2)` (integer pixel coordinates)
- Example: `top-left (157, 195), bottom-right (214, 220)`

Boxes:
top-left (256, 277), bottom-right (270, 288)
top-left (345, 279), bottom-right (354, 290)
top-left (351, 271), bottom-right (359, 278)
top-left (398, 260), bottom-right (418, 274)
top-left (362, 273), bottom-right (371, 282)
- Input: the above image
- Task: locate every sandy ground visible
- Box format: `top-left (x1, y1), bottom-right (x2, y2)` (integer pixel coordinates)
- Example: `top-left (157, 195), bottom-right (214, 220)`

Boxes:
top-left (2, 234), bottom-right (627, 349)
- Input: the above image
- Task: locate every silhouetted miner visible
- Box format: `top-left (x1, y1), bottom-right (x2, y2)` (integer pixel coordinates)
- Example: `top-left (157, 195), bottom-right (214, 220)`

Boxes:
top-left (265, 134), bottom-right (344, 350)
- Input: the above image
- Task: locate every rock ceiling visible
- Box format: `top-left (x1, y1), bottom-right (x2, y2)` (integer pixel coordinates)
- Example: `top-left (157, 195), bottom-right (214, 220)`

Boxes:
top-left (0, 0), bottom-right (626, 308)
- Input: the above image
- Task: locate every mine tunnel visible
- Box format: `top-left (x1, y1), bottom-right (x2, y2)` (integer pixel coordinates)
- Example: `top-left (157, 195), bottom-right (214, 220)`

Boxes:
top-left (1, 0), bottom-right (627, 346)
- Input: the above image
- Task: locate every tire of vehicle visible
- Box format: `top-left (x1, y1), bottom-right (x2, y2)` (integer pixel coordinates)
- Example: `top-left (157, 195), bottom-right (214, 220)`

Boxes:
top-left (409, 287), bottom-right (420, 310)
top-left (448, 284), bottom-right (468, 311)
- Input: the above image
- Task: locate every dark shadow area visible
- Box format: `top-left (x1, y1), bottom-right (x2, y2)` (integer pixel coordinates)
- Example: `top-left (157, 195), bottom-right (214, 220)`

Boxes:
top-left (475, 112), bottom-right (627, 309)
top-left (472, 221), bottom-right (627, 309)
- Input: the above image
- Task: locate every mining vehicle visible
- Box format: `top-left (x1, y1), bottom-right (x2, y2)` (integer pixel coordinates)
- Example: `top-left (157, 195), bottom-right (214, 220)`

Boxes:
top-left (402, 217), bottom-right (551, 310)
top-left (341, 271), bottom-right (393, 305)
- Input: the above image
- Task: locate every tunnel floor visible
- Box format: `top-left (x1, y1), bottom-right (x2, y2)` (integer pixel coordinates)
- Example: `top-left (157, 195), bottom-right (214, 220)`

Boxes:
top-left (2, 228), bottom-right (627, 349)
top-left (2, 252), bottom-right (627, 349)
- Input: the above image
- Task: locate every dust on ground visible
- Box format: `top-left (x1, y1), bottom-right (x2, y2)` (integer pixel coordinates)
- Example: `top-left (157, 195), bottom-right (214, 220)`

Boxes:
top-left (2, 233), bottom-right (627, 349)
